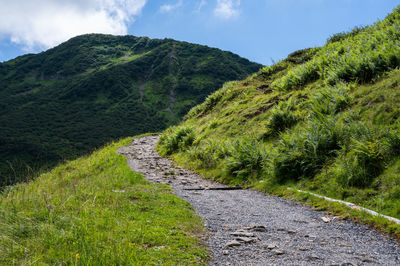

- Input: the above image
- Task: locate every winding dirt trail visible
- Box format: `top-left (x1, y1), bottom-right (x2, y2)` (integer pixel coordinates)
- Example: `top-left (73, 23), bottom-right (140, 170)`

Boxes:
top-left (118, 136), bottom-right (400, 265)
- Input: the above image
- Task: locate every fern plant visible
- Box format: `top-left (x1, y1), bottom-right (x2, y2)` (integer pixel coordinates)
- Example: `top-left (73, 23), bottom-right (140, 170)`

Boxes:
top-left (223, 138), bottom-right (268, 183)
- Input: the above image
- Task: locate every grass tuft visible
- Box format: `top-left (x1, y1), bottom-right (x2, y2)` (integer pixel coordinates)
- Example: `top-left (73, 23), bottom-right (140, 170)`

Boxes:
top-left (157, 126), bottom-right (196, 156)
top-left (223, 138), bottom-right (268, 184)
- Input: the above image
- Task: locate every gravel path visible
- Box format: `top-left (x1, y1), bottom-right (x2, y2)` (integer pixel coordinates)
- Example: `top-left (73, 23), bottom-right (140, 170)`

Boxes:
top-left (118, 136), bottom-right (400, 265)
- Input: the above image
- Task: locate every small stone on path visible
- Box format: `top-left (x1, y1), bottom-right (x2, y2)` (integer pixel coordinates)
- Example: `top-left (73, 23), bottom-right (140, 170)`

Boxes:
top-left (246, 225), bottom-right (268, 232)
top-left (225, 240), bottom-right (241, 248)
top-left (307, 254), bottom-right (320, 260)
top-left (321, 217), bottom-right (331, 223)
top-left (274, 249), bottom-right (286, 255)
top-left (266, 244), bottom-right (278, 250)
top-left (236, 236), bottom-right (258, 243)
top-left (305, 234), bottom-right (317, 238)
top-left (231, 231), bottom-right (255, 237)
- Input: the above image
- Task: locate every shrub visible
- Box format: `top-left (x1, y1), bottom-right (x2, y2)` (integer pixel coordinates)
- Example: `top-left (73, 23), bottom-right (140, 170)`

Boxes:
top-left (335, 138), bottom-right (385, 188)
top-left (266, 98), bottom-right (299, 137)
top-left (259, 63), bottom-right (286, 78)
top-left (187, 139), bottom-right (230, 169)
top-left (158, 126), bottom-right (195, 156)
top-left (309, 85), bottom-right (352, 116)
top-left (223, 138), bottom-right (268, 183)
top-left (272, 116), bottom-right (342, 182)
top-left (271, 134), bottom-right (305, 182)
top-left (384, 126), bottom-right (400, 157)
top-left (271, 61), bottom-right (320, 91)
top-left (327, 26), bottom-right (365, 44)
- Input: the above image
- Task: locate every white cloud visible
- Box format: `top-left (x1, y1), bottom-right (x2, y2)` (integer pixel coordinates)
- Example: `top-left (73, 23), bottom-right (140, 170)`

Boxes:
top-left (214, 0), bottom-right (240, 19)
top-left (196, 0), bottom-right (207, 12)
top-left (0, 0), bottom-right (147, 51)
top-left (159, 0), bottom-right (183, 13)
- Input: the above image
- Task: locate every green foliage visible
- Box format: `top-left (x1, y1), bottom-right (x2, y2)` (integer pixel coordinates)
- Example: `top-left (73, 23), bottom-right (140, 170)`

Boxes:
top-left (335, 137), bottom-right (385, 188)
top-left (158, 126), bottom-right (196, 156)
top-left (185, 81), bottom-right (239, 119)
top-left (0, 138), bottom-right (207, 264)
top-left (327, 26), bottom-right (366, 44)
top-left (259, 48), bottom-right (317, 81)
top-left (0, 34), bottom-right (261, 186)
top-left (187, 138), bottom-right (230, 169)
top-left (384, 126), bottom-right (400, 157)
top-left (329, 123), bottom-right (387, 188)
top-left (223, 138), bottom-right (268, 183)
top-left (272, 115), bottom-right (342, 182)
top-left (309, 84), bottom-right (352, 115)
top-left (272, 61), bottom-right (320, 91)
top-left (266, 97), bottom-right (299, 137)
top-left (272, 7), bottom-right (400, 90)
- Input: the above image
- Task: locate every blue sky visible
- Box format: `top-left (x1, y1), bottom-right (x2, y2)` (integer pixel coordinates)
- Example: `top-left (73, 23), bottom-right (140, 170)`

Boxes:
top-left (0, 0), bottom-right (398, 65)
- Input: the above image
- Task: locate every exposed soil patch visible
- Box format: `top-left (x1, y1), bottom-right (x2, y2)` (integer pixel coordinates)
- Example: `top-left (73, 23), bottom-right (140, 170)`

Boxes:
top-left (118, 136), bottom-right (400, 265)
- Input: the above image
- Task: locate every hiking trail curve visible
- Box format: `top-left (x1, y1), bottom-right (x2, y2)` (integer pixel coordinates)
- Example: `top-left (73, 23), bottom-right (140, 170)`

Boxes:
top-left (117, 135), bottom-right (400, 265)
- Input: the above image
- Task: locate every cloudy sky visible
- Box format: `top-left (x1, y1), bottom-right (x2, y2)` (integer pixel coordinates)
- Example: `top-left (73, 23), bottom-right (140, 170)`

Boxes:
top-left (0, 0), bottom-right (398, 65)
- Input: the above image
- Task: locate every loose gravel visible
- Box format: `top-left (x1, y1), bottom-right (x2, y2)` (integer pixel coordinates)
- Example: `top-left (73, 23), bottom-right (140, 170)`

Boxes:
top-left (118, 136), bottom-right (400, 265)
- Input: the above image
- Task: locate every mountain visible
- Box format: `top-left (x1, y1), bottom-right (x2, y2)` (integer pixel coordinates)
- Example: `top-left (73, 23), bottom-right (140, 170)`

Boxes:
top-left (157, 6), bottom-right (400, 228)
top-left (0, 34), bottom-right (261, 186)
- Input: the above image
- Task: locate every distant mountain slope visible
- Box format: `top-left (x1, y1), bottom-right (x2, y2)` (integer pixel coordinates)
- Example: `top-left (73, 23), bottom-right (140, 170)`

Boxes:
top-left (0, 34), bottom-right (261, 185)
top-left (157, 6), bottom-right (400, 228)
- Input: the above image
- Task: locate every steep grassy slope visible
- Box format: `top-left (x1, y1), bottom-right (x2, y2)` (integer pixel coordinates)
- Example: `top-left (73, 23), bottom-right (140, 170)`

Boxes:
top-left (0, 135), bottom-right (207, 264)
top-left (0, 34), bottom-right (261, 186)
top-left (157, 6), bottom-right (400, 232)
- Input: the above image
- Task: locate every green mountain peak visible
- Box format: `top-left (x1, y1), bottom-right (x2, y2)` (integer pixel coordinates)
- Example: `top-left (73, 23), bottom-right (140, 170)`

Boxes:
top-left (0, 34), bottom-right (261, 185)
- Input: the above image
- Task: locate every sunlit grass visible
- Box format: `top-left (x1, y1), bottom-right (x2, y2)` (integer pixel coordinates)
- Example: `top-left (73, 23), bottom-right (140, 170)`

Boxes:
top-left (157, 6), bottom-right (400, 238)
top-left (0, 137), bottom-right (207, 265)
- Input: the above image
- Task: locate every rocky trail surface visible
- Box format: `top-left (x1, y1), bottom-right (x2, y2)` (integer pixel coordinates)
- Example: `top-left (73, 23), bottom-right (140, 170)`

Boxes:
top-left (118, 136), bottom-right (400, 265)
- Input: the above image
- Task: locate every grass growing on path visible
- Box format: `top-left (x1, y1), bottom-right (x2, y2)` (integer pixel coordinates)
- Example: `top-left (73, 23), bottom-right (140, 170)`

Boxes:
top-left (0, 136), bottom-right (207, 265)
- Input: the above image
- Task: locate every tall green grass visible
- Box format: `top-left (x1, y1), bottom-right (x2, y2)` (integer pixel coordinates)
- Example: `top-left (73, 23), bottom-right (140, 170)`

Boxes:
top-left (272, 7), bottom-right (400, 91)
top-left (187, 138), bottom-right (230, 169)
top-left (0, 137), bottom-right (207, 265)
top-left (185, 81), bottom-right (239, 119)
top-left (265, 97), bottom-right (300, 137)
top-left (272, 115), bottom-right (342, 182)
top-left (223, 138), bottom-right (268, 184)
top-left (157, 126), bottom-right (196, 156)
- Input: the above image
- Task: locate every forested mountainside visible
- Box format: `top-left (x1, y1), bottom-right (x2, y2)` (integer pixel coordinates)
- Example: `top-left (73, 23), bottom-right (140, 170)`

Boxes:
top-left (0, 34), bottom-right (261, 186)
top-left (158, 6), bottom-right (400, 226)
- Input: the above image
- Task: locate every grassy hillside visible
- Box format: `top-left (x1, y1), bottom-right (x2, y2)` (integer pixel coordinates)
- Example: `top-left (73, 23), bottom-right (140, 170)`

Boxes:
top-left (0, 34), bottom-right (261, 186)
top-left (157, 6), bottom-right (400, 234)
top-left (0, 135), bottom-right (207, 264)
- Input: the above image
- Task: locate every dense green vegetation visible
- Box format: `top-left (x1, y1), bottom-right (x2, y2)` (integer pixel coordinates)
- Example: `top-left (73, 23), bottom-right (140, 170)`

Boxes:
top-left (158, 6), bottom-right (400, 234)
top-left (0, 136), bottom-right (207, 264)
top-left (0, 34), bottom-right (261, 186)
